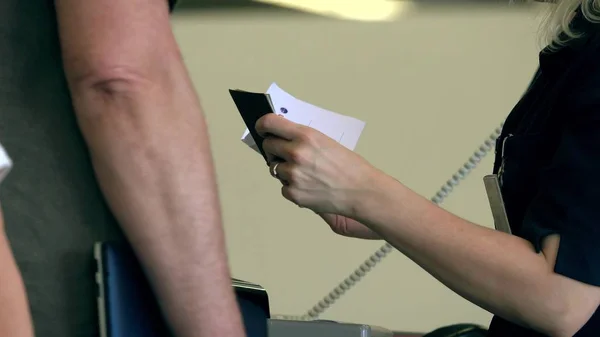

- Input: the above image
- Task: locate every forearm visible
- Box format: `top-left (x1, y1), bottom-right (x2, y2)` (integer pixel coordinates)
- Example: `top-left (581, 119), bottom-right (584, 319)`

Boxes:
top-left (80, 87), bottom-right (245, 337)
top-left (55, 1), bottom-right (244, 336)
top-left (0, 214), bottom-right (33, 337)
top-left (354, 171), bottom-right (583, 336)
top-left (65, 45), bottom-right (245, 337)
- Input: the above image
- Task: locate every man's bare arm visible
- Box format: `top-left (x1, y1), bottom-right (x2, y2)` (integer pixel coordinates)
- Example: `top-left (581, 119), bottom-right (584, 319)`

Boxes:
top-left (0, 209), bottom-right (34, 337)
top-left (54, 1), bottom-right (245, 336)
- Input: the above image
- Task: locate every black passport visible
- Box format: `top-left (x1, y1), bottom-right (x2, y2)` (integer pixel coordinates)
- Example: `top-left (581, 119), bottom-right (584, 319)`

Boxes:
top-left (229, 89), bottom-right (275, 163)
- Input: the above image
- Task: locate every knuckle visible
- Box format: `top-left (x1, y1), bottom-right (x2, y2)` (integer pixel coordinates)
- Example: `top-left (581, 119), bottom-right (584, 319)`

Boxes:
top-left (286, 166), bottom-right (300, 183)
top-left (281, 186), bottom-right (291, 200)
top-left (301, 126), bottom-right (321, 143)
top-left (297, 128), bottom-right (313, 143)
top-left (281, 187), bottom-right (300, 204)
top-left (289, 148), bottom-right (307, 164)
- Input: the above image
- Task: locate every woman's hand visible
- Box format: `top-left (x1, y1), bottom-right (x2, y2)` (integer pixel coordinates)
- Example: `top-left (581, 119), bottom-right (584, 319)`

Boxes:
top-left (255, 113), bottom-right (379, 218)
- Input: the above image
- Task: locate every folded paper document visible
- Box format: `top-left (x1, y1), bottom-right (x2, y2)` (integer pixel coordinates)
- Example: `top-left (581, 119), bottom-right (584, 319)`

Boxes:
top-left (229, 83), bottom-right (366, 162)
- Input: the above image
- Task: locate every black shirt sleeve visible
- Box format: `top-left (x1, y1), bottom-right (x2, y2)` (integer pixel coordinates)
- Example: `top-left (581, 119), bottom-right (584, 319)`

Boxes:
top-left (520, 91), bottom-right (600, 287)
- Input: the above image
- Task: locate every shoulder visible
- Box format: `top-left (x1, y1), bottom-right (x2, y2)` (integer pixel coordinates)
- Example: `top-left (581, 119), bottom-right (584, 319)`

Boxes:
top-left (551, 31), bottom-right (600, 124)
top-left (571, 27), bottom-right (600, 87)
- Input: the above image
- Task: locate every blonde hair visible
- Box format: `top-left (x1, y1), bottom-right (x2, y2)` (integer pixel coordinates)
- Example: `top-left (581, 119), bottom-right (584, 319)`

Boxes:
top-left (541, 0), bottom-right (600, 48)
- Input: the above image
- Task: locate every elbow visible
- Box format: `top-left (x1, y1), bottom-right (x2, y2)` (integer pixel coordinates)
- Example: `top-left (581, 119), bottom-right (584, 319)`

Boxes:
top-left (64, 38), bottom-right (182, 94)
top-left (541, 300), bottom-right (591, 337)
top-left (67, 65), bottom-right (164, 127)
top-left (64, 46), bottom-right (184, 118)
top-left (70, 66), bottom-right (156, 98)
top-left (65, 66), bottom-right (166, 149)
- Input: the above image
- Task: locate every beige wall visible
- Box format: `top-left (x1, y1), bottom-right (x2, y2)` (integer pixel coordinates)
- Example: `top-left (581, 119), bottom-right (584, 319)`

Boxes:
top-left (172, 5), bottom-right (545, 332)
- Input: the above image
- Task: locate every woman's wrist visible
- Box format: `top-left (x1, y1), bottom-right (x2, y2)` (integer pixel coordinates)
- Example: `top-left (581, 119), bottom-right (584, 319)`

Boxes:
top-left (348, 168), bottom-right (408, 225)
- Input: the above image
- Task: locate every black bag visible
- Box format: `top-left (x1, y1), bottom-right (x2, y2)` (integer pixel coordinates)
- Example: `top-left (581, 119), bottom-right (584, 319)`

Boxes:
top-left (423, 323), bottom-right (487, 337)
